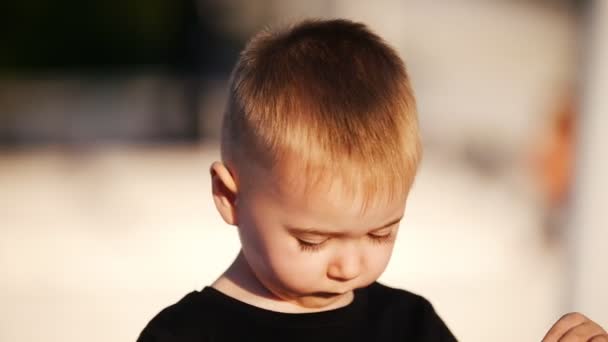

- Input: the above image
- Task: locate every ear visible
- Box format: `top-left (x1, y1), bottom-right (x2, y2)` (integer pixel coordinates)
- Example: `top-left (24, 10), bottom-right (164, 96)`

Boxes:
top-left (210, 161), bottom-right (239, 226)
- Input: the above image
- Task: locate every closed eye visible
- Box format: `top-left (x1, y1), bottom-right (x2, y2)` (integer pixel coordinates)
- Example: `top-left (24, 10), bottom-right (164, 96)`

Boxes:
top-left (297, 238), bottom-right (329, 252)
top-left (367, 229), bottom-right (396, 244)
top-left (369, 232), bottom-right (391, 238)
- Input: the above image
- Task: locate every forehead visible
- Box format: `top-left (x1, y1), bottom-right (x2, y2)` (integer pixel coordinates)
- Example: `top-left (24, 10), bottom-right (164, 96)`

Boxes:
top-left (255, 162), bottom-right (409, 231)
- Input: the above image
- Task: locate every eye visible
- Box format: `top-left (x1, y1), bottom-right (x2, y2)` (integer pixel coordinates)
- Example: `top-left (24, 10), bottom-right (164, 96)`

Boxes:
top-left (297, 238), bottom-right (328, 252)
top-left (368, 231), bottom-right (395, 244)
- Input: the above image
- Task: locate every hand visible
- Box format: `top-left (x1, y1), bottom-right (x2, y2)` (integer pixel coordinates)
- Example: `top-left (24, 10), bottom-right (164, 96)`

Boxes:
top-left (542, 312), bottom-right (608, 341)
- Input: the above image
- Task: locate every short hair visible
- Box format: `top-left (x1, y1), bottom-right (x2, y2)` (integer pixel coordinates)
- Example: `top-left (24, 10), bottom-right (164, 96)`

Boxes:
top-left (221, 18), bottom-right (421, 210)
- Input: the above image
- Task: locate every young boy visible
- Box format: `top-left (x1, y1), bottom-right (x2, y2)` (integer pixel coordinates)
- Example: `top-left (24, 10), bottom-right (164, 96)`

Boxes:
top-left (138, 19), bottom-right (607, 341)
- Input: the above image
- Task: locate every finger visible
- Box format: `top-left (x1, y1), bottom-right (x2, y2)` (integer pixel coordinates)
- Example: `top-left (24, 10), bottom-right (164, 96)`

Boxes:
top-left (557, 320), bottom-right (606, 342)
top-left (542, 312), bottom-right (589, 342)
top-left (590, 334), bottom-right (608, 342)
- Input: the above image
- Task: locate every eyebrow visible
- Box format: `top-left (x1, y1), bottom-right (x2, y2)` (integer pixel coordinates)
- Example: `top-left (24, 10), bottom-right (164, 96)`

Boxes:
top-left (287, 215), bottom-right (404, 237)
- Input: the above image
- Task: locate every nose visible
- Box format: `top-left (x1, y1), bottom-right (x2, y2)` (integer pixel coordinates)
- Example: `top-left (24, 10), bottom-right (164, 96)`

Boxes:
top-left (326, 246), bottom-right (362, 282)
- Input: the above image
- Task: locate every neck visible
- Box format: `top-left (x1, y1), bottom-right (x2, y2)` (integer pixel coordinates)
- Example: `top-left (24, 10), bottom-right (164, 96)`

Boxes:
top-left (212, 250), bottom-right (278, 302)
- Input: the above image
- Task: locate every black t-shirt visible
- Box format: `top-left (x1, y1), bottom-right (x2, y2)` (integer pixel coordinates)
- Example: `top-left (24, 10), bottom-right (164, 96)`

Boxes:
top-left (138, 282), bottom-right (457, 341)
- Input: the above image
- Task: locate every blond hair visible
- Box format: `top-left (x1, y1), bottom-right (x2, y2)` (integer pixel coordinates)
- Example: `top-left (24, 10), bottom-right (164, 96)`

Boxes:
top-left (221, 19), bottom-right (421, 210)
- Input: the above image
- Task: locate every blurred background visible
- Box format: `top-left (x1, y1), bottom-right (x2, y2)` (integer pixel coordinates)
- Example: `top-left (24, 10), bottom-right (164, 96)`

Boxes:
top-left (1, 0), bottom-right (607, 341)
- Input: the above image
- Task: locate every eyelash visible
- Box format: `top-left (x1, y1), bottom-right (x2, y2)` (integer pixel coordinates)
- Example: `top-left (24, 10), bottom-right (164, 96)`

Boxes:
top-left (297, 240), bottom-right (325, 252)
top-left (297, 232), bottom-right (395, 252)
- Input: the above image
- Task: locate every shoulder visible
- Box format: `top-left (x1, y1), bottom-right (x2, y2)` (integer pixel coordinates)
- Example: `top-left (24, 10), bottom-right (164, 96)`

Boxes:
top-left (137, 291), bottom-right (212, 342)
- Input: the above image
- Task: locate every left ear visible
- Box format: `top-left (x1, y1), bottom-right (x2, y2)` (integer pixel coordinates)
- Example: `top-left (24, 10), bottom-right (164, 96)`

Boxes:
top-left (210, 161), bottom-right (239, 226)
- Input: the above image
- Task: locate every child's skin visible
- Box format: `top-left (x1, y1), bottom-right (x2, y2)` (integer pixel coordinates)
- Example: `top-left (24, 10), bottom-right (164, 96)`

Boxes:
top-left (209, 159), bottom-right (405, 313)
top-left (208, 158), bottom-right (607, 340)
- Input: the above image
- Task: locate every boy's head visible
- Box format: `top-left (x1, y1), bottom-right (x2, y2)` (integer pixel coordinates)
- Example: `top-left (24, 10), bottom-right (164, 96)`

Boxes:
top-left (211, 19), bottom-right (421, 310)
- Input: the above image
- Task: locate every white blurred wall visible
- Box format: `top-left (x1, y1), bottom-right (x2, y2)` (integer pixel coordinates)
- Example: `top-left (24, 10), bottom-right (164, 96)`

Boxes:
top-left (568, 0), bottom-right (608, 329)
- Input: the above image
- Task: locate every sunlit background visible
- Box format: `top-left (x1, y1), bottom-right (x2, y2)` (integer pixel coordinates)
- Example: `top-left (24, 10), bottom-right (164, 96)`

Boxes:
top-left (1, 0), bottom-right (607, 341)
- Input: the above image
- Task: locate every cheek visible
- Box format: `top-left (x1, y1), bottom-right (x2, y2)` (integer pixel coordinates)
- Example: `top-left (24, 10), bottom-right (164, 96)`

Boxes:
top-left (239, 218), bottom-right (327, 288)
top-left (265, 239), bottom-right (329, 286)
top-left (363, 244), bottom-right (395, 279)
